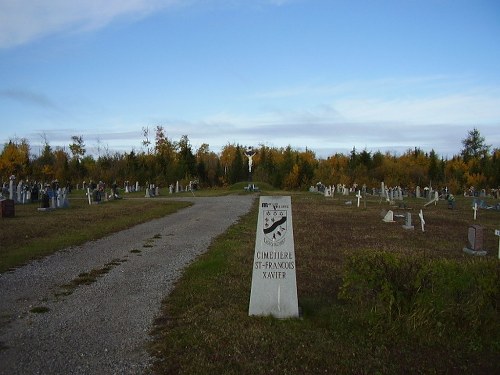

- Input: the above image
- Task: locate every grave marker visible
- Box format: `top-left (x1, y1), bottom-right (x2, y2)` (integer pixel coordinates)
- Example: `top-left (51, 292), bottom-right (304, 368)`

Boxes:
top-left (1, 199), bottom-right (15, 218)
top-left (419, 209), bottom-right (425, 232)
top-left (402, 212), bottom-right (414, 230)
top-left (356, 190), bottom-right (362, 207)
top-left (9, 175), bottom-right (15, 201)
top-left (473, 202), bottom-right (478, 220)
top-left (463, 225), bottom-right (487, 256)
top-left (495, 229), bottom-right (500, 259)
top-left (249, 196), bottom-right (299, 319)
top-left (382, 210), bottom-right (395, 223)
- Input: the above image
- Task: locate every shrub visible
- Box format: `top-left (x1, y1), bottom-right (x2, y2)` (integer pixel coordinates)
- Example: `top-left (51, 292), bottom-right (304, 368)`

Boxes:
top-left (339, 250), bottom-right (500, 346)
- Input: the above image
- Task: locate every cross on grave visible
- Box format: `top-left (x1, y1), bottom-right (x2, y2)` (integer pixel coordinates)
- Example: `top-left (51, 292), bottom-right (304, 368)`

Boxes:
top-left (473, 202), bottom-right (478, 220)
top-left (495, 229), bottom-right (500, 259)
top-left (418, 209), bottom-right (425, 232)
top-left (356, 190), bottom-right (362, 207)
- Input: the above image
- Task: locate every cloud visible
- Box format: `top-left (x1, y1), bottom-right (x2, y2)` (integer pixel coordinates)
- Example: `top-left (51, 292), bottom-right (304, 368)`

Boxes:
top-left (0, 0), bottom-right (180, 48)
top-left (0, 88), bottom-right (59, 109)
top-left (0, 0), bottom-right (295, 49)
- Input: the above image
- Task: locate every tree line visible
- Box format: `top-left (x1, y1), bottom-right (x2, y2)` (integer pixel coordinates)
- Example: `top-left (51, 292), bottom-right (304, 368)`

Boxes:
top-left (1, 127), bottom-right (499, 194)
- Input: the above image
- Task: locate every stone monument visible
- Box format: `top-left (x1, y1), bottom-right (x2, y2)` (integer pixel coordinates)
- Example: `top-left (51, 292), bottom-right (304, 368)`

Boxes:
top-left (463, 225), bottom-right (487, 256)
top-left (249, 196), bottom-right (299, 318)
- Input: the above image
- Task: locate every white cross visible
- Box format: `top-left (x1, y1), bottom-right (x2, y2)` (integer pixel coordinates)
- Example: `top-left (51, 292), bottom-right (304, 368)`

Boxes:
top-left (419, 209), bottom-right (425, 232)
top-left (495, 229), bottom-right (500, 259)
top-left (356, 190), bottom-right (362, 207)
top-left (473, 203), bottom-right (478, 220)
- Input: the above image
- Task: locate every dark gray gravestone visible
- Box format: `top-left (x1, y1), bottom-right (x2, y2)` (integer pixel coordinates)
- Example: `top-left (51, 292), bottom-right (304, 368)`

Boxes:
top-left (41, 193), bottom-right (50, 208)
top-left (463, 225), bottom-right (487, 256)
top-left (1, 199), bottom-right (15, 218)
top-left (402, 212), bottom-right (414, 230)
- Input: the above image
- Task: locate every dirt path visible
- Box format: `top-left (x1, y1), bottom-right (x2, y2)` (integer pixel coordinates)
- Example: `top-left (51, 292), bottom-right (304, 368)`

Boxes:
top-left (0, 195), bottom-right (255, 374)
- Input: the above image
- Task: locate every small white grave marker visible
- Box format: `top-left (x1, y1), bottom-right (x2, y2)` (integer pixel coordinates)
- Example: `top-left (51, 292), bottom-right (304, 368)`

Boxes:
top-left (382, 210), bottom-right (395, 223)
top-left (356, 190), bottom-right (362, 208)
top-left (419, 209), bottom-right (425, 232)
top-left (495, 229), bottom-right (500, 259)
top-left (473, 202), bottom-right (478, 220)
top-left (249, 196), bottom-right (299, 319)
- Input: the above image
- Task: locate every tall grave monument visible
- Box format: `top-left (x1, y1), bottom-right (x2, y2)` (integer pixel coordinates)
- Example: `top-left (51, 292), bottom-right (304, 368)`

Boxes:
top-left (249, 196), bottom-right (299, 318)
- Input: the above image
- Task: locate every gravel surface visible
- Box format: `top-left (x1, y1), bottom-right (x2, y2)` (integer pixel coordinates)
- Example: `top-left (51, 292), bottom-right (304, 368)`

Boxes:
top-left (0, 195), bottom-right (255, 374)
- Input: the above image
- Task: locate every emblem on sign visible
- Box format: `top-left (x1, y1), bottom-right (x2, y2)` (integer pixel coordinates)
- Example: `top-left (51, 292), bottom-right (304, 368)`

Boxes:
top-left (263, 209), bottom-right (287, 246)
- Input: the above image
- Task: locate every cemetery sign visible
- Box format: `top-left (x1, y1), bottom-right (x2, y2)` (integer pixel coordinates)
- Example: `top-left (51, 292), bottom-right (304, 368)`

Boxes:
top-left (249, 196), bottom-right (299, 318)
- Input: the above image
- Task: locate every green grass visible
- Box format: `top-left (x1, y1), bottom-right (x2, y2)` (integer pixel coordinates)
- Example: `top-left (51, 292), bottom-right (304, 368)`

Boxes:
top-left (0, 197), bottom-right (191, 273)
top-left (149, 193), bottom-right (500, 374)
top-left (56, 258), bottom-right (127, 297)
top-left (30, 306), bottom-right (50, 314)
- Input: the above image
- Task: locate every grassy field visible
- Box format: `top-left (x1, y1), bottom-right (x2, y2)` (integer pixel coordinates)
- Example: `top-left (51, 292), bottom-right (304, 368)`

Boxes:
top-left (149, 192), bottom-right (500, 374)
top-left (1, 188), bottom-right (499, 373)
top-left (0, 193), bottom-right (191, 273)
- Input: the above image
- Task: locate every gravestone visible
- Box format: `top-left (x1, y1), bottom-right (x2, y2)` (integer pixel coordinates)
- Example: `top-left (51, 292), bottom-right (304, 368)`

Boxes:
top-left (495, 229), bottom-right (500, 259)
top-left (17, 181), bottom-right (22, 203)
top-left (463, 225), bottom-right (487, 256)
top-left (356, 190), bottom-right (362, 207)
top-left (38, 192), bottom-right (51, 210)
top-left (416, 186), bottom-right (421, 198)
top-left (380, 182), bottom-right (385, 198)
top-left (419, 209), bottom-right (425, 232)
top-left (9, 176), bottom-right (15, 201)
top-left (382, 210), bottom-right (395, 222)
top-left (1, 199), bottom-right (15, 218)
top-left (249, 196), bottom-right (299, 319)
top-left (402, 212), bottom-right (414, 230)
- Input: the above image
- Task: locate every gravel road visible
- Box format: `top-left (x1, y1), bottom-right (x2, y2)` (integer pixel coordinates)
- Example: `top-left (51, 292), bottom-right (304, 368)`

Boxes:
top-left (0, 195), bottom-right (255, 374)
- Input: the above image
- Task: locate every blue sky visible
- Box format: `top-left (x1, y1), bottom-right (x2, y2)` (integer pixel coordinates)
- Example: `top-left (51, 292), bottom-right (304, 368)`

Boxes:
top-left (1, 0), bottom-right (499, 159)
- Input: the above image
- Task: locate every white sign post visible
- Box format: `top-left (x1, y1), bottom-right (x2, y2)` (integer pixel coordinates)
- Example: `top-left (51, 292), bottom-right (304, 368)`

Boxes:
top-left (249, 196), bottom-right (299, 318)
top-left (495, 229), bottom-right (500, 259)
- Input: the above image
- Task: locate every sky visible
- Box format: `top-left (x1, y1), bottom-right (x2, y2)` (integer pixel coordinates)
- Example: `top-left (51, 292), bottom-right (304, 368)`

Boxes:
top-left (1, 0), bottom-right (499, 159)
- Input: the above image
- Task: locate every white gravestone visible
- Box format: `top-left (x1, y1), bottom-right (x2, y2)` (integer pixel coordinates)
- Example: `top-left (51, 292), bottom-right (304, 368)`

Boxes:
top-left (419, 210), bottom-right (425, 232)
top-left (17, 181), bottom-right (22, 203)
top-left (382, 210), bottom-right (395, 223)
top-left (495, 229), bottom-right (500, 259)
top-left (249, 196), bottom-right (299, 319)
top-left (473, 202), bottom-right (478, 220)
top-left (416, 186), bottom-right (421, 198)
top-left (356, 190), bottom-right (362, 208)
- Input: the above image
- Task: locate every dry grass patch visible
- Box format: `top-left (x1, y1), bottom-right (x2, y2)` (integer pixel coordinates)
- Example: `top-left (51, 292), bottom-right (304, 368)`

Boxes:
top-left (150, 193), bottom-right (500, 374)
